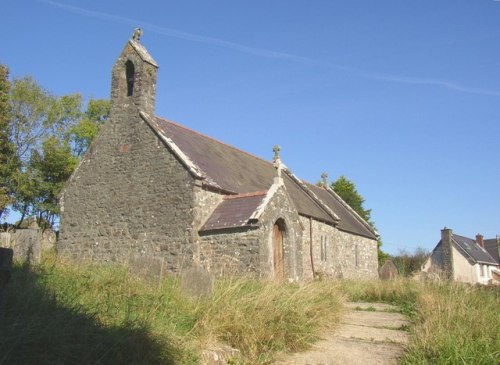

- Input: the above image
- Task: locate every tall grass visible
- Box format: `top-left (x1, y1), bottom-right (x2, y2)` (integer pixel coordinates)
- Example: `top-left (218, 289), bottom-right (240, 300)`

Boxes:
top-left (0, 257), bottom-right (344, 364)
top-left (336, 278), bottom-right (500, 364)
top-left (2, 257), bottom-right (498, 364)
top-left (404, 283), bottom-right (500, 364)
top-left (196, 279), bottom-right (344, 363)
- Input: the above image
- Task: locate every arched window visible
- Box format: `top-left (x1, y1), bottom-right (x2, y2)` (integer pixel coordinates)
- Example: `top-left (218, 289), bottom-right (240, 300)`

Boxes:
top-left (126, 60), bottom-right (135, 96)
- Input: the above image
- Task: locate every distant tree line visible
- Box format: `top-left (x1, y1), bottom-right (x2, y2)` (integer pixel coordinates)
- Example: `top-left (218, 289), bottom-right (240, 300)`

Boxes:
top-left (0, 64), bottom-right (109, 228)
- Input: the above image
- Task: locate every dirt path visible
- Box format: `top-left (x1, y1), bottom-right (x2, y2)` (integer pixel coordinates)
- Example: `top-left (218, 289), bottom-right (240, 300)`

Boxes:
top-left (273, 302), bottom-right (410, 365)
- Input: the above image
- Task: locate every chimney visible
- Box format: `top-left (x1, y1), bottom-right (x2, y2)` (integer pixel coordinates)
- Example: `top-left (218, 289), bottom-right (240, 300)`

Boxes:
top-left (441, 227), bottom-right (454, 280)
top-left (476, 234), bottom-right (484, 248)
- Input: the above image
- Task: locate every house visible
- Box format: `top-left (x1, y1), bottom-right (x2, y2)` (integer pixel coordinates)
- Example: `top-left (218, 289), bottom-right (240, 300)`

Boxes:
top-left (422, 228), bottom-right (498, 284)
top-left (58, 30), bottom-right (379, 281)
top-left (484, 236), bottom-right (499, 266)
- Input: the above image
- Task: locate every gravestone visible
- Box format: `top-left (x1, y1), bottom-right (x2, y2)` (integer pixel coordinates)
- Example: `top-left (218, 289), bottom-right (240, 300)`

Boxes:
top-left (379, 259), bottom-right (399, 280)
top-left (180, 266), bottom-right (214, 299)
top-left (14, 229), bottom-right (41, 264)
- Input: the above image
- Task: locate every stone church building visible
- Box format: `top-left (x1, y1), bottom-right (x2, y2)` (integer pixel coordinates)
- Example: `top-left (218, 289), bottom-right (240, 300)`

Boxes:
top-left (58, 31), bottom-right (379, 281)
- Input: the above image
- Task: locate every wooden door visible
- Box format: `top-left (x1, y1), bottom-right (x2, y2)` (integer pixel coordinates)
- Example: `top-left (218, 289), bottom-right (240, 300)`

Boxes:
top-left (273, 223), bottom-right (284, 279)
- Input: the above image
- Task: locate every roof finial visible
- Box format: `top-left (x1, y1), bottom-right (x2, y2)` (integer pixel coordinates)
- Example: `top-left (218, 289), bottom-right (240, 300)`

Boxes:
top-left (273, 145), bottom-right (282, 179)
top-left (321, 172), bottom-right (329, 187)
top-left (132, 27), bottom-right (143, 42)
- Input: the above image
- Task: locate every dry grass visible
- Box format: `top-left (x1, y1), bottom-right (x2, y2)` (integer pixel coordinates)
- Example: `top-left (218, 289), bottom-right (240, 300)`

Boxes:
top-left (195, 278), bottom-right (344, 363)
top-left (336, 278), bottom-right (500, 364)
top-left (2, 257), bottom-right (498, 364)
top-left (0, 257), bottom-right (344, 364)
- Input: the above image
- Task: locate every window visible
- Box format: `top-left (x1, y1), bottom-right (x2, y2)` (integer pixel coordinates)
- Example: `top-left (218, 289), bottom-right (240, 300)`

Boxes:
top-left (480, 264), bottom-right (485, 277)
top-left (126, 60), bottom-right (135, 96)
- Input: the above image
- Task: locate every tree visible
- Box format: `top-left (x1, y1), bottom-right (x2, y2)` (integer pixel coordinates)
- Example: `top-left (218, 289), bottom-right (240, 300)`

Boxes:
top-left (330, 175), bottom-right (389, 264)
top-left (69, 99), bottom-right (110, 156)
top-left (3, 71), bottom-right (109, 228)
top-left (391, 247), bottom-right (430, 276)
top-left (331, 176), bottom-right (372, 224)
top-left (9, 76), bottom-right (82, 162)
top-left (0, 65), bottom-right (18, 220)
top-left (30, 137), bottom-right (78, 227)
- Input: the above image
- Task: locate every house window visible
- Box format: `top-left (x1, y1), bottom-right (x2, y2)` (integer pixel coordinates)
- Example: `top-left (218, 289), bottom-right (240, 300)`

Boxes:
top-left (480, 264), bottom-right (485, 277)
top-left (126, 60), bottom-right (135, 96)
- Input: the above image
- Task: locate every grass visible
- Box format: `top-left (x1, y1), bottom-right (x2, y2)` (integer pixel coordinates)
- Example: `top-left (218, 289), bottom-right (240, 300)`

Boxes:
top-left (0, 256), bottom-right (344, 364)
top-left (338, 278), bottom-right (500, 364)
top-left (1, 258), bottom-right (498, 364)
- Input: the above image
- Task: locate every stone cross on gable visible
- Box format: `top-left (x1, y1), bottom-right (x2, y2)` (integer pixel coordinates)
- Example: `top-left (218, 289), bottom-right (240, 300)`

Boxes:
top-left (321, 172), bottom-right (328, 187)
top-left (132, 28), bottom-right (143, 41)
top-left (273, 145), bottom-right (282, 178)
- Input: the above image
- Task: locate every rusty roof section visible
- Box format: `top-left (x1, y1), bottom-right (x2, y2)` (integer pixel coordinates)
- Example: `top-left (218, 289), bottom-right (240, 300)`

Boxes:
top-left (145, 114), bottom-right (377, 238)
top-left (200, 193), bottom-right (266, 232)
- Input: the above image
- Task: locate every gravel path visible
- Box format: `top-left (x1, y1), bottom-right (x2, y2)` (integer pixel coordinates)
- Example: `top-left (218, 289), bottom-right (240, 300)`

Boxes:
top-left (273, 302), bottom-right (410, 365)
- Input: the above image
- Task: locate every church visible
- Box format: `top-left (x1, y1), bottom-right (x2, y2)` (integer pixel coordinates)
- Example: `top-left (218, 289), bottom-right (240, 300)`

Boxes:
top-left (58, 30), bottom-right (379, 280)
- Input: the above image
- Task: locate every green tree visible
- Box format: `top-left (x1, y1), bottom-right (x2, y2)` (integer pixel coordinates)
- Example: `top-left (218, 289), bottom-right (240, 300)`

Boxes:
top-left (391, 247), bottom-right (430, 276)
top-left (331, 176), bottom-right (372, 223)
top-left (2, 70), bottom-right (108, 228)
top-left (69, 99), bottom-right (110, 156)
top-left (9, 76), bottom-right (82, 162)
top-left (330, 175), bottom-right (389, 265)
top-left (30, 137), bottom-right (78, 227)
top-left (0, 65), bottom-right (18, 220)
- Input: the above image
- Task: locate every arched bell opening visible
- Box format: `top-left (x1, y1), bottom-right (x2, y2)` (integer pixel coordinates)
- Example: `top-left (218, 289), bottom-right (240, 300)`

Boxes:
top-left (125, 60), bottom-right (135, 96)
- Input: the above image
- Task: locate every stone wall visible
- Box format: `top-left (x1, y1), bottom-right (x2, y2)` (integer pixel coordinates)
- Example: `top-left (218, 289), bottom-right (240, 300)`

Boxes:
top-left (0, 228), bottom-right (56, 264)
top-left (301, 217), bottom-right (378, 280)
top-left (257, 183), bottom-right (303, 280)
top-left (198, 228), bottom-right (261, 276)
top-left (58, 111), bottom-right (196, 272)
top-left (197, 183), bottom-right (304, 280)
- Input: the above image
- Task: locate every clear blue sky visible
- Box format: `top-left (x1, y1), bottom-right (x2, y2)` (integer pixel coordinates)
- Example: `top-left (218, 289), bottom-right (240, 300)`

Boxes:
top-left (2, 0), bottom-right (499, 255)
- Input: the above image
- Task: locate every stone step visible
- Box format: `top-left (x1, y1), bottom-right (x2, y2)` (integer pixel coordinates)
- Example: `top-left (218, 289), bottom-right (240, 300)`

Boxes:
top-left (335, 323), bottom-right (410, 344)
top-left (342, 310), bottom-right (409, 330)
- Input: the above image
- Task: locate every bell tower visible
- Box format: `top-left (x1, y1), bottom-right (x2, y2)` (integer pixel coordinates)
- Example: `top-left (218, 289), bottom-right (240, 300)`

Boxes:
top-left (110, 28), bottom-right (159, 117)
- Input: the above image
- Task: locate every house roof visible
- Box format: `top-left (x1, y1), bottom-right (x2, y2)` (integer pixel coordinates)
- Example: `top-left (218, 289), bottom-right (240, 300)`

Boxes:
top-left (199, 192), bottom-right (266, 232)
top-left (143, 114), bottom-right (377, 239)
top-left (452, 234), bottom-right (498, 265)
top-left (484, 238), bottom-right (499, 264)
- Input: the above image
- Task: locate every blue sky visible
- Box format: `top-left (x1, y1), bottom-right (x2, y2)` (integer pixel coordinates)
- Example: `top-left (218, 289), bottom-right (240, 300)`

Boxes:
top-left (2, 0), bottom-right (499, 254)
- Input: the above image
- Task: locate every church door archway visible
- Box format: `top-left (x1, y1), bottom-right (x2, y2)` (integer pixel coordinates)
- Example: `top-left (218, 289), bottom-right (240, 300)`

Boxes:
top-left (273, 220), bottom-right (285, 279)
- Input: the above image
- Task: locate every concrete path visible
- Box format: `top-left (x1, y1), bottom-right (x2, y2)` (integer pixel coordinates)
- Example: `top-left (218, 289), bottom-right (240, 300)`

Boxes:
top-left (273, 302), bottom-right (410, 365)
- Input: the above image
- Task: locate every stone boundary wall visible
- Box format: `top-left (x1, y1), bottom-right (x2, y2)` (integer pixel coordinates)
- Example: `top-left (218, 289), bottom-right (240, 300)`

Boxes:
top-left (0, 228), bottom-right (56, 264)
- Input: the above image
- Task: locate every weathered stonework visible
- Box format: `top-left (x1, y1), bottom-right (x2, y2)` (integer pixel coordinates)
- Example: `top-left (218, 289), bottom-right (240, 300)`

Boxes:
top-left (196, 183), bottom-right (303, 280)
top-left (58, 34), bottom-right (379, 281)
top-left (301, 217), bottom-right (378, 280)
top-left (58, 38), bottom-right (196, 272)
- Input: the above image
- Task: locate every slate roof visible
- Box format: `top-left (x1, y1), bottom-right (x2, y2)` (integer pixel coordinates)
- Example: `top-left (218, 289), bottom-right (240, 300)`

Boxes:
top-left (484, 238), bottom-right (499, 264)
top-left (199, 192), bottom-right (266, 232)
top-left (144, 114), bottom-right (377, 239)
top-left (306, 183), bottom-right (375, 238)
top-left (452, 234), bottom-right (498, 265)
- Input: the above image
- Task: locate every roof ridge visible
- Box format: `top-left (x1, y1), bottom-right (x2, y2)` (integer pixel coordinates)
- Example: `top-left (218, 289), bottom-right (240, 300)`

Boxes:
top-left (305, 182), bottom-right (378, 237)
top-left (224, 191), bottom-right (268, 200)
top-left (154, 116), bottom-right (275, 167)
